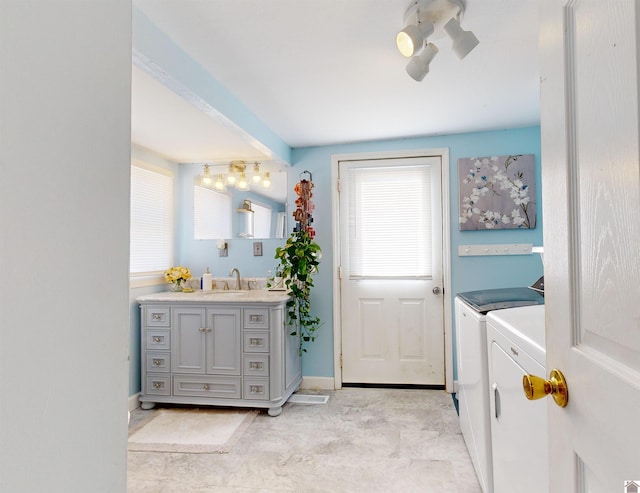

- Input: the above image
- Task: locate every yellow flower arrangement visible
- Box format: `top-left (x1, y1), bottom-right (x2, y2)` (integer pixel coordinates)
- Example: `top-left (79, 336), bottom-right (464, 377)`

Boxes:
top-left (164, 266), bottom-right (192, 290)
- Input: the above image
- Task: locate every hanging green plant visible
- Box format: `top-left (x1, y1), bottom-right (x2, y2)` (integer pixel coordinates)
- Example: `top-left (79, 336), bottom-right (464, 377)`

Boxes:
top-left (273, 228), bottom-right (322, 354)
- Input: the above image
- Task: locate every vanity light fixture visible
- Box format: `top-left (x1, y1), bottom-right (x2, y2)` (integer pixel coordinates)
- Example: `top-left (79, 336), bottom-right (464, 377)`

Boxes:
top-left (252, 162), bottom-right (262, 183)
top-left (198, 161), bottom-right (273, 192)
top-left (237, 172), bottom-right (249, 191)
top-left (214, 174), bottom-right (226, 191)
top-left (201, 164), bottom-right (213, 185)
top-left (262, 172), bottom-right (272, 189)
top-left (396, 0), bottom-right (479, 81)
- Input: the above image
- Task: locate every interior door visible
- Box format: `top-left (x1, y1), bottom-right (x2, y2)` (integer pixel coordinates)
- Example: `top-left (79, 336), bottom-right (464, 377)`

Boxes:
top-left (339, 156), bottom-right (444, 385)
top-left (540, 1), bottom-right (640, 490)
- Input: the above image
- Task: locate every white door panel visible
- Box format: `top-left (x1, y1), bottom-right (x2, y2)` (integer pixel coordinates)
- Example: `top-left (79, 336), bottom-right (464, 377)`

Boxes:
top-left (540, 1), bottom-right (640, 490)
top-left (339, 156), bottom-right (444, 385)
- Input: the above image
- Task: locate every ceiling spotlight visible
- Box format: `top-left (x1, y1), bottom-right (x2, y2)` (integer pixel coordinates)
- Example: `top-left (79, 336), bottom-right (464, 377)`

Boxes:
top-left (396, 21), bottom-right (434, 58)
top-left (396, 0), bottom-right (479, 81)
top-left (443, 17), bottom-right (479, 59)
top-left (406, 43), bottom-right (439, 82)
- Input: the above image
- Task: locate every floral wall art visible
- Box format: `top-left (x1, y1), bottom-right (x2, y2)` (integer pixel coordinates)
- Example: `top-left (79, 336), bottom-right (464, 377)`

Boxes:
top-left (458, 154), bottom-right (536, 230)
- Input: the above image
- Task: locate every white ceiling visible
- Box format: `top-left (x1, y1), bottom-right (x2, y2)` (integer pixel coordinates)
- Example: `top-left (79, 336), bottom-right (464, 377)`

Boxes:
top-left (131, 0), bottom-right (540, 163)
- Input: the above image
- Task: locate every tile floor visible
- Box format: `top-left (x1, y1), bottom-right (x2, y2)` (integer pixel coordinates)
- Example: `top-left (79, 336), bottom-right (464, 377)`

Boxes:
top-left (128, 388), bottom-right (481, 492)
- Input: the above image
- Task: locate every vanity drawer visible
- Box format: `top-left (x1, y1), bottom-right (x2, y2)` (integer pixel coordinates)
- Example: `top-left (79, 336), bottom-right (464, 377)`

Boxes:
top-left (243, 354), bottom-right (269, 377)
top-left (146, 352), bottom-right (170, 373)
top-left (243, 378), bottom-right (270, 400)
top-left (244, 308), bottom-right (269, 329)
top-left (173, 375), bottom-right (242, 399)
top-left (146, 307), bottom-right (170, 326)
top-left (146, 329), bottom-right (170, 350)
top-left (243, 331), bottom-right (269, 353)
top-left (145, 374), bottom-right (170, 396)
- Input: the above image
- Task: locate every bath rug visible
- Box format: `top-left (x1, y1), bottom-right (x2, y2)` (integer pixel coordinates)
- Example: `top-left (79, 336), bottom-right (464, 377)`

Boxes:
top-left (128, 408), bottom-right (258, 454)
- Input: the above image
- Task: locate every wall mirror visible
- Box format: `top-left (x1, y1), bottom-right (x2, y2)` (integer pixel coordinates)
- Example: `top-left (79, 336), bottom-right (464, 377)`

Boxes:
top-left (194, 161), bottom-right (288, 240)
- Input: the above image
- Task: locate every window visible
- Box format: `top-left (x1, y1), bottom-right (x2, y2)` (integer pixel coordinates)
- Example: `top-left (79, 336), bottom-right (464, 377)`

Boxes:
top-left (347, 164), bottom-right (433, 278)
top-left (194, 185), bottom-right (232, 240)
top-left (130, 163), bottom-right (174, 275)
top-left (251, 202), bottom-right (272, 239)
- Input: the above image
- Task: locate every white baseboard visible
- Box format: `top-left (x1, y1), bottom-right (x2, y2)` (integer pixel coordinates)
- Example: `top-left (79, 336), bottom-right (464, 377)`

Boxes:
top-left (128, 392), bottom-right (140, 412)
top-left (300, 376), bottom-right (336, 391)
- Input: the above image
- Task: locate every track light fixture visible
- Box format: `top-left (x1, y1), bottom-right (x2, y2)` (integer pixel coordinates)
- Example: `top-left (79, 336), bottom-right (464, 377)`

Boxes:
top-left (396, 0), bottom-right (479, 81)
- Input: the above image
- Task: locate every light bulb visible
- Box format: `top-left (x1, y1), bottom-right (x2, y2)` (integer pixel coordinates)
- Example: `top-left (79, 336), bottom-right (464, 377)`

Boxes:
top-left (396, 22), bottom-right (434, 58)
top-left (252, 163), bottom-right (262, 183)
top-left (202, 165), bottom-right (213, 185)
top-left (238, 172), bottom-right (249, 191)
top-left (262, 172), bottom-right (271, 189)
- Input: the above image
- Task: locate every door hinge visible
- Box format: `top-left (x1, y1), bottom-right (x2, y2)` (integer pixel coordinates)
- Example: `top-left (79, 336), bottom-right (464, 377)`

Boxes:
top-left (338, 265), bottom-right (343, 279)
top-left (336, 179), bottom-right (341, 193)
top-left (340, 354), bottom-right (343, 368)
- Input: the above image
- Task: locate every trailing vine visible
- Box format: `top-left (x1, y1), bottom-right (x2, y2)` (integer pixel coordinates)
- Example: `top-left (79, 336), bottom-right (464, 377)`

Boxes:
top-left (271, 171), bottom-right (321, 354)
top-left (273, 229), bottom-right (322, 353)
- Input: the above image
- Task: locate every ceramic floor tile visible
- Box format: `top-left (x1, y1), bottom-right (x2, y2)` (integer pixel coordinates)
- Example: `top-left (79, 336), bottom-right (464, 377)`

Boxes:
top-left (128, 388), bottom-right (481, 492)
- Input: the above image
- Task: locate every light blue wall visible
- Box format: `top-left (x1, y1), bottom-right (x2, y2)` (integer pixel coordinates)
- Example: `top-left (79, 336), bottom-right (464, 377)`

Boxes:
top-left (290, 126), bottom-right (543, 378)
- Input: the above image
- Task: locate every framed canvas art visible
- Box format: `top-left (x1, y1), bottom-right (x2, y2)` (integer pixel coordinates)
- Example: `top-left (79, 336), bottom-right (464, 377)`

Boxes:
top-left (458, 154), bottom-right (536, 230)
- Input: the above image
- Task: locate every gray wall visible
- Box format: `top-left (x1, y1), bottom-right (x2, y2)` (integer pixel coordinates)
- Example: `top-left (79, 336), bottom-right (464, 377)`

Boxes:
top-left (0, 1), bottom-right (131, 491)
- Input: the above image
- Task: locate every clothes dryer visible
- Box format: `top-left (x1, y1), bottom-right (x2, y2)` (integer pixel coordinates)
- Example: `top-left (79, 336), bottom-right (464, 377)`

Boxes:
top-left (486, 305), bottom-right (547, 493)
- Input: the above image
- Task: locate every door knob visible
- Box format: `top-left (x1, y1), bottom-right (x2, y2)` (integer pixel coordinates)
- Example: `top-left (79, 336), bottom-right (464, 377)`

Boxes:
top-left (432, 286), bottom-right (441, 295)
top-left (522, 369), bottom-right (569, 408)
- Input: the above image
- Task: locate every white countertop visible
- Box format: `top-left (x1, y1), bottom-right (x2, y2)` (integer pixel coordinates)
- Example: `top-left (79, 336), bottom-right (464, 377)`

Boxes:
top-left (137, 289), bottom-right (290, 304)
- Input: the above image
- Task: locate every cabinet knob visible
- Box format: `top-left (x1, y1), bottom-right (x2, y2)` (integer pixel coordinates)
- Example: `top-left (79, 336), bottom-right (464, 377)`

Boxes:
top-left (250, 385), bottom-right (263, 393)
top-left (152, 336), bottom-right (162, 343)
top-left (250, 362), bottom-right (263, 370)
top-left (152, 359), bottom-right (163, 366)
top-left (203, 384), bottom-right (210, 390)
top-left (153, 382), bottom-right (162, 389)
top-left (250, 338), bottom-right (262, 346)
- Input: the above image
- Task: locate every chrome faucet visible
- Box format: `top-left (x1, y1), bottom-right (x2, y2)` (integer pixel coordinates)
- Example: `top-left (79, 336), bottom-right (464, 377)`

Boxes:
top-left (229, 268), bottom-right (241, 290)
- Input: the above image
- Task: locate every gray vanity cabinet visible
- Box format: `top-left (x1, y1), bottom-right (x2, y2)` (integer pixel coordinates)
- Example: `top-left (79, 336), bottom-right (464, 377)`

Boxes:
top-left (172, 307), bottom-right (241, 375)
top-left (138, 294), bottom-right (302, 417)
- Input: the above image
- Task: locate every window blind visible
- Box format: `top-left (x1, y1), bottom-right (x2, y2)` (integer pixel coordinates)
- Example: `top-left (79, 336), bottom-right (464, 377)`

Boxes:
top-left (194, 185), bottom-right (232, 240)
top-left (348, 165), bottom-right (432, 278)
top-left (130, 165), bottom-right (174, 274)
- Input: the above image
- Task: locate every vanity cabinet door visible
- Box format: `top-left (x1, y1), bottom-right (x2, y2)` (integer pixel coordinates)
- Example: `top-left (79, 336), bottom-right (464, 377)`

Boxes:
top-left (172, 307), bottom-right (207, 374)
top-left (205, 308), bottom-right (241, 375)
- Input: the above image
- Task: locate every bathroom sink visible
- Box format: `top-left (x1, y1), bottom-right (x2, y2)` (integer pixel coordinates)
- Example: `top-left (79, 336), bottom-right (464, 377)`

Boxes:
top-left (196, 290), bottom-right (245, 296)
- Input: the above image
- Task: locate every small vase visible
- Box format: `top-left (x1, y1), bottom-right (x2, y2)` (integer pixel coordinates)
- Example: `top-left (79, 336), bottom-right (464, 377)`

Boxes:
top-left (170, 281), bottom-right (183, 292)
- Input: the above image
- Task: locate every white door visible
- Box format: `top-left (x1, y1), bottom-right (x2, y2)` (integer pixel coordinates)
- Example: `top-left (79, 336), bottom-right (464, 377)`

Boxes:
top-left (338, 156), bottom-right (444, 385)
top-left (540, 1), bottom-right (640, 491)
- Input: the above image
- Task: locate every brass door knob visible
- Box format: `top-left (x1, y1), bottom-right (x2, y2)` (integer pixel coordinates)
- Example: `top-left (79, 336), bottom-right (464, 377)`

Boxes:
top-left (522, 369), bottom-right (569, 408)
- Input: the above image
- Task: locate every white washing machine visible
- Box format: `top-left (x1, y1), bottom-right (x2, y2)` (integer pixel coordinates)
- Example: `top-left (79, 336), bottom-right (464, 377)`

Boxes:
top-left (455, 288), bottom-right (544, 493)
top-left (486, 305), bottom-right (548, 493)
